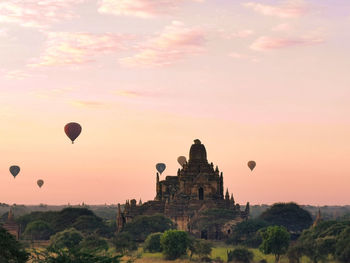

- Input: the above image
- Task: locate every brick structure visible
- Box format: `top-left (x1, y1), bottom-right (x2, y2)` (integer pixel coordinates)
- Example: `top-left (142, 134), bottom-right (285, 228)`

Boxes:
top-left (117, 139), bottom-right (249, 239)
top-left (2, 208), bottom-right (20, 240)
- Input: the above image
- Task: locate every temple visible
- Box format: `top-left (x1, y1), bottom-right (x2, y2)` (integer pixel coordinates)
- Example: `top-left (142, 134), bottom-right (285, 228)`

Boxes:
top-left (117, 139), bottom-right (249, 239)
top-left (2, 208), bottom-right (20, 240)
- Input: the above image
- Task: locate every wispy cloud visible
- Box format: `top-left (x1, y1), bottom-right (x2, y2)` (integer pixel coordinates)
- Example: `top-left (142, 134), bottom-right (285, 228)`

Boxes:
top-left (250, 35), bottom-right (324, 51)
top-left (0, 0), bottom-right (83, 28)
top-left (70, 100), bottom-right (108, 108)
top-left (98, 0), bottom-right (203, 18)
top-left (30, 32), bottom-right (129, 67)
top-left (219, 29), bottom-right (254, 40)
top-left (243, 0), bottom-right (307, 18)
top-left (119, 21), bottom-right (205, 67)
top-left (271, 23), bottom-right (293, 32)
top-left (229, 52), bottom-right (259, 63)
top-left (1, 69), bottom-right (32, 79)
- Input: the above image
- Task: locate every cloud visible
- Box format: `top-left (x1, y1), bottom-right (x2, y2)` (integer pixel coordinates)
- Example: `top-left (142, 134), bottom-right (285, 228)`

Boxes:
top-left (98, 0), bottom-right (203, 18)
top-left (250, 35), bottom-right (324, 51)
top-left (30, 32), bottom-right (129, 67)
top-left (119, 21), bottom-right (205, 67)
top-left (271, 23), bottom-right (293, 32)
top-left (229, 52), bottom-right (259, 63)
top-left (1, 69), bottom-right (32, 79)
top-left (243, 0), bottom-right (307, 18)
top-left (219, 29), bottom-right (254, 40)
top-left (71, 100), bottom-right (107, 108)
top-left (0, 0), bottom-right (83, 28)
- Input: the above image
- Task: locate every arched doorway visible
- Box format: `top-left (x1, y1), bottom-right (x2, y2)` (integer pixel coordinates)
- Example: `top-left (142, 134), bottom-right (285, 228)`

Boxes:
top-left (201, 230), bottom-right (208, 240)
top-left (198, 187), bottom-right (204, 200)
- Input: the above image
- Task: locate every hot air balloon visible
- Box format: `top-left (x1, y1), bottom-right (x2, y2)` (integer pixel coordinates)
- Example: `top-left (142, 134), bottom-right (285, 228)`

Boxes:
top-left (247, 161), bottom-right (256, 171)
top-left (177, 156), bottom-right (187, 167)
top-left (37, 179), bottom-right (44, 188)
top-left (9, 166), bottom-right (20, 178)
top-left (156, 163), bottom-right (166, 175)
top-left (64, 122), bottom-right (82, 144)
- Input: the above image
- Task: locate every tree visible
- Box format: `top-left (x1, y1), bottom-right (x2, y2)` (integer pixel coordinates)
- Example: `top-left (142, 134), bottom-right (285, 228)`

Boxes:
top-left (259, 203), bottom-right (312, 236)
top-left (160, 230), bottom-right (190, 260)
top-left (23, 220), bottom-right (54, 240)
top-left (259, 226), bottom-right (290, 263)
top-left (0, 226), bottom-right (29, 263)
top-left (144, 232), bottom-right (163, 253)
top-left (121, 214), bottom-right (175, 241)
top-left (49, 228), bottom-right (84, 251)
top-left (227, 247), bottom-right (254, 263)
top-left (188, 238), bottom-right (212, 260)
top-left (114, 232), bottom-right (137, 254)
top-left (334, 226), bottom-right (350, 263)
top-left (78, 234), bottom-right (109, 253)
top-left (227, 219), bottom-right (269, 247)
top-left (287, 243), bottom-right (303, 263)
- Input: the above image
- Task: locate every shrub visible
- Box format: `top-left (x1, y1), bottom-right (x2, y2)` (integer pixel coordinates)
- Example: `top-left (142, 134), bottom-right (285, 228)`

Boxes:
top-left (160, 230), bottom-right (190, 260)
top-left (144, 232), bottom-right (163, 252)
top-left (227, 247), bottom-right (254, 263)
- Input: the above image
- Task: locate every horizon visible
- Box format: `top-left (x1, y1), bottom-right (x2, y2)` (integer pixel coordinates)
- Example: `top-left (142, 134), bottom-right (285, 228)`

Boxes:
top-left (1, 0), bottom-right (350, 206)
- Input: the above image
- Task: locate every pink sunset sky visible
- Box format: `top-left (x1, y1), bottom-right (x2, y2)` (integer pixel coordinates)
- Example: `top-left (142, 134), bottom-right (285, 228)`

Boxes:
top-left (1, 0), bottom-right (350, 205)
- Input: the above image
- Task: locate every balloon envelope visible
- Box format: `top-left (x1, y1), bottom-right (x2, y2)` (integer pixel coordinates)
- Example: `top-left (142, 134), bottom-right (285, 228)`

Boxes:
top-left (177, 156), bottom-right (187, 166)
top-left (247, 161), bottom-right (256, 171)
top-left (156, 163), bottom-right (166, 174)
top-left (9, 166), bottom-right (20, 178)
top-left (64, 122), bottom-right (82, 144)
top-left (37, 179), bottom-right (44, 188)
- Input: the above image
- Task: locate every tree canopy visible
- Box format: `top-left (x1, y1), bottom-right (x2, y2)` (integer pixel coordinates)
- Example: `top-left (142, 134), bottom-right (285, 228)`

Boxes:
top-left (160, 230), bottom-right (190, 260)
top-left (259, 225), bottom-right (290, 263)
top-left (121, 214), bottom-right (175, 241)
top-left (0, 226), bottom-right (29, 263)
top-left (259, 203), bottom-right (312, 234)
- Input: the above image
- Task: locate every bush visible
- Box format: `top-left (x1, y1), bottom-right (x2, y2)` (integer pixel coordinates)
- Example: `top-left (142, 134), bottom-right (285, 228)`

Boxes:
top-left (259, 203), bottom-right (312, 235)
top-left (227, 247), bottom-right (254, 263)
top-left (114, 232), bottom-right (137, 253)
top-left (189, 238), bottom-right (212, 259)
top-left (160, 230), bottom-right (190, 260)
top-left (49, 228), bottom-right (84, 251)
top-left (0, 226), bottom-right (29, 263)
top-left (144, 232), bottom-right (163, 252)
top-left (23, 220), bottom-right (54, 240)
top-left (121, 214), bottom-right (175, 241)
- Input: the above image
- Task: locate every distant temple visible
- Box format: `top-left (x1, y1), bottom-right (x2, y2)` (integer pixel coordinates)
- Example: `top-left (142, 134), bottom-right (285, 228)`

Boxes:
top-left (313, 208), bottom-right (322, 227)
top-left (117, 139), bottom-right (249, 239)
top-left (2, 208), bottom-right (20, 240)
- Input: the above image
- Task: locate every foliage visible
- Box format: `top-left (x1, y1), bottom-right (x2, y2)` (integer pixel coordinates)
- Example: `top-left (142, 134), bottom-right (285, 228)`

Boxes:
top-left (121, 214), bottom-right (175, 241)
top-left (188, 237), bottom-right (212, 259)
top-left (294, 220), bottom-right (350, 263)
top-left (23, 220), bottom-right (54, 240)
top-left (51, 208), bottom-right (96, 232)
top-left (227, 219), bottom-right (269, 247)
top-left (259, 226), bottom-right (290, 263)
top-left (17, 211), bottom-right (58, 231)
top-left (31, 246), bottom-right (122, 263)
top-left (334, 226), bottom-right (350, 263)
top-left (114, 232), bottom-right (137, 253)
top-left (259, 203), bottom-right (312, 236)
top-left (49, 228), bottom-right (84, 251)
top-left (287, 243), bottom-right (303, 263)
top-left (78, 234), bottom-right (109, 253)
top-left (160, 229), bottom-right (190, 260)
top-left (0, 226), bottom-right (29, 263)
top-left (144, 232), bottom-right (163, 253)
top-left (17, 207), bottom-right (112, 240)
top-left (227, 247), bottom-right (254, 263)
